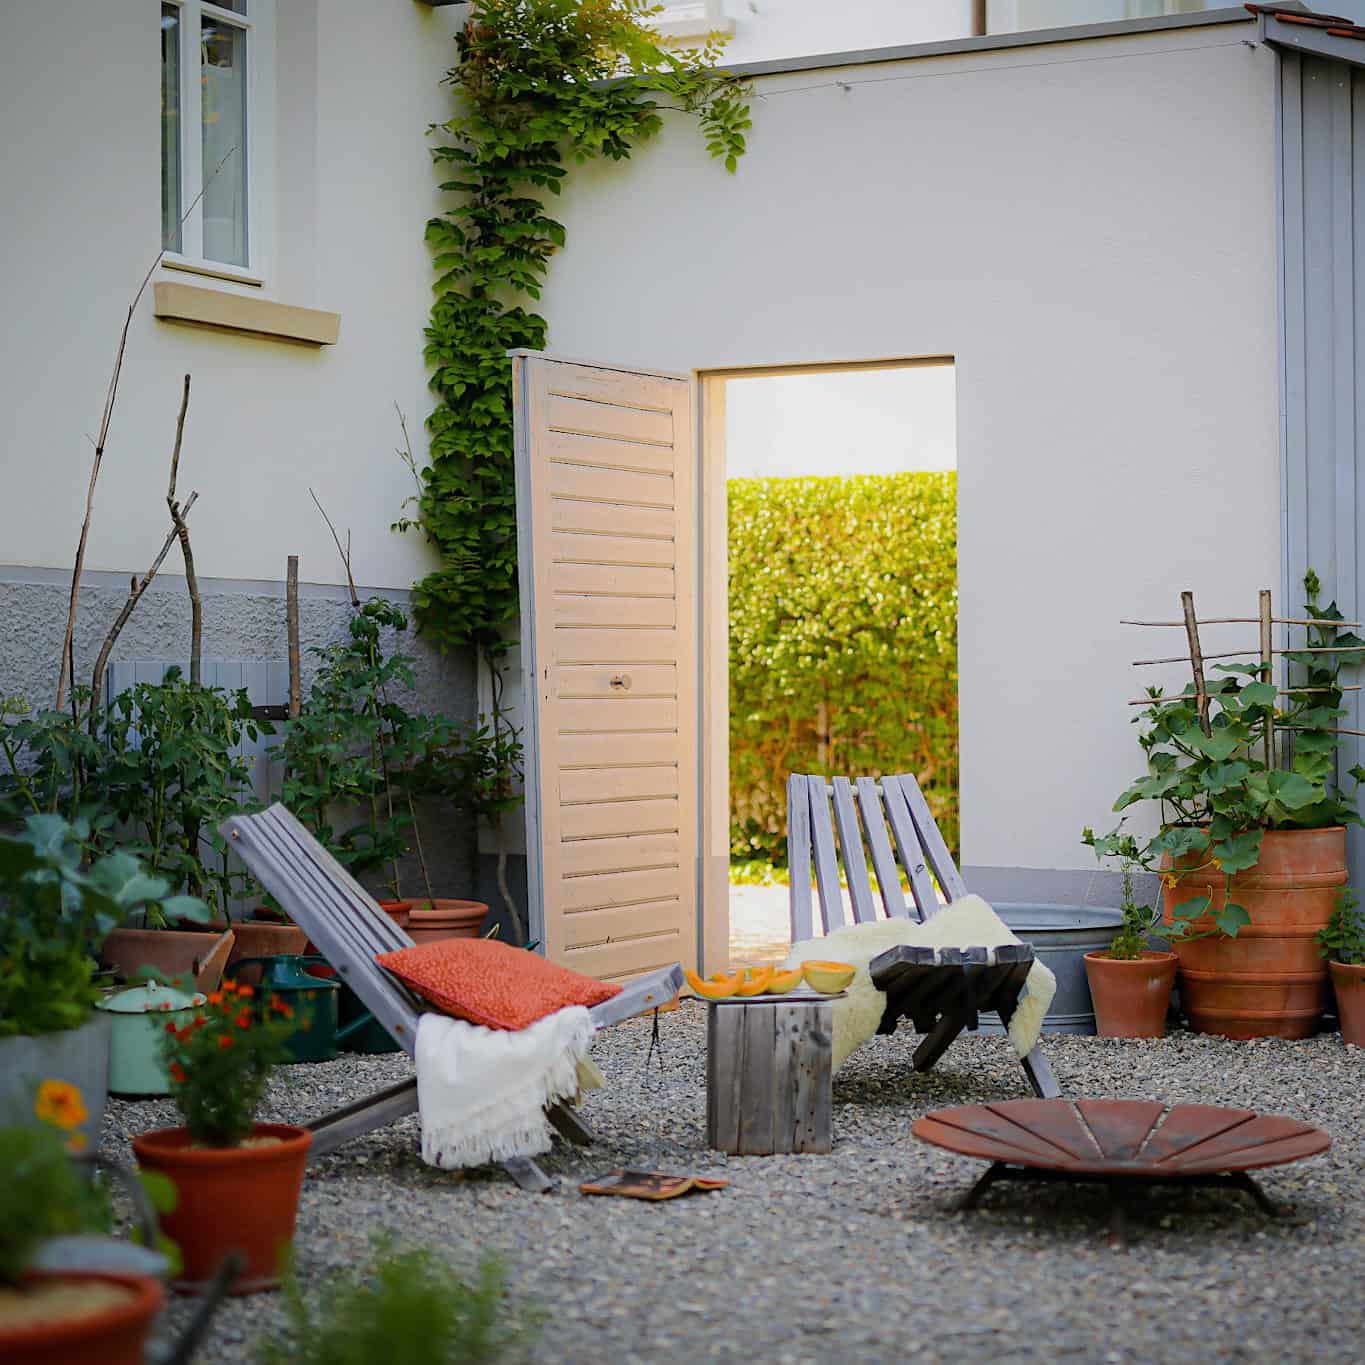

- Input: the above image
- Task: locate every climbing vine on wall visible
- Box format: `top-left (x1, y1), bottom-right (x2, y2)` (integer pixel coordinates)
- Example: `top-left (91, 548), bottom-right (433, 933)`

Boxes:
top-left (407, 0), bottom-right (752, 650)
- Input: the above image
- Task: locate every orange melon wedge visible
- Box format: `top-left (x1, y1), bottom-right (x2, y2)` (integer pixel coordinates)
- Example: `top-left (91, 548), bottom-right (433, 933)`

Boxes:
top-left (765, 967), bottom-right (805, 994)
top-left (733, 965), bottom-right (774, 996)
top-left (802, 960), bottom-right (856, 993)
top-left (685, 968), bottom-right (745, 1000)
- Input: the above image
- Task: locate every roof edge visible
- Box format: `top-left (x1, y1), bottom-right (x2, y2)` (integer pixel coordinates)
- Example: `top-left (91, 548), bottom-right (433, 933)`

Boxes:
top-left (717, 7), bottom-right (1254, 81)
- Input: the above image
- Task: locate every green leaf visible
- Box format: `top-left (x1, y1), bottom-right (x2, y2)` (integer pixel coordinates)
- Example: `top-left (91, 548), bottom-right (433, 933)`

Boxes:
top-left (1215, 903), bottom-right (1252, 936)
top-left (1188, 729), bottom-right (1242, 762)
top-left (1211, 829), bottom-right (1262, 875)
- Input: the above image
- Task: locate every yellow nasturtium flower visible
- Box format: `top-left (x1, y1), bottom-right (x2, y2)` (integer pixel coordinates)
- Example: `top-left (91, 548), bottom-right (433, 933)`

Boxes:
top-left (34, 1079), bottom-right (88, 1132)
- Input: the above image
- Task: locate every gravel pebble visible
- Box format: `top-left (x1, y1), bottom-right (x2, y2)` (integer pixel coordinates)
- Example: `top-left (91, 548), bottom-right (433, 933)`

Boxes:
top-left (103, 1007), bottom-right (1365, 1364)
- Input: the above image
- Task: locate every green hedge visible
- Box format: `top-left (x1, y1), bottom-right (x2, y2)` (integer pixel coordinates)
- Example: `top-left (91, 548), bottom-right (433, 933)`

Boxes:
top-left (729, 472), bottom-right (958, 867)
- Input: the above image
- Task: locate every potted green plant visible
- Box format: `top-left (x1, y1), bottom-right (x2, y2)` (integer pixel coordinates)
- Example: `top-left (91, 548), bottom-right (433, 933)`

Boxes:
top-left (0, 815), bottom-right (211, 1151)
top-left (257, 1243), bottom-right (536, 1365)
top-left (1317, 890), bottom-right (1365, 1046)
top-left (1080, 830), bottom-right (1178, 1038)
top-left (0, 1085), bottom-right (164, 1364)
top-left (1091, 572), bottom-right (1365, 1039)
top-left (131, 978), bottom-right (306, 1294)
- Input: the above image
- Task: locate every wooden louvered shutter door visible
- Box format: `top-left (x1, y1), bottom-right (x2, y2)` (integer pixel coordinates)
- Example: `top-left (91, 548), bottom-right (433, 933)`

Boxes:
top-left (512, 353), bottom-right (698, 981)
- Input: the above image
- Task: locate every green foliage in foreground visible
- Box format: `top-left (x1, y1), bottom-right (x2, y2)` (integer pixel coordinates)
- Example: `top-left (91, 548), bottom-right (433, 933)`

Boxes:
top-left (258, 1247), bottom-right (536, 1365)
top-left (728, 473), bottom-right (958, 866)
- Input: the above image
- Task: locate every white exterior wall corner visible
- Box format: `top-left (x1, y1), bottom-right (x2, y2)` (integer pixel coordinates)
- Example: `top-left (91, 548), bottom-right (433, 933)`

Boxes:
top-left (0, 1), bottom-right (464, 594)
top-left (535, 22), bottom-right (1281, 873)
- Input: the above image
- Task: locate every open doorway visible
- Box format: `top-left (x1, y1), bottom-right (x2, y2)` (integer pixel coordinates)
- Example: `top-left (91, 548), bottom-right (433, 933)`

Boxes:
top-left (701, 361), bottom-right (959, 969)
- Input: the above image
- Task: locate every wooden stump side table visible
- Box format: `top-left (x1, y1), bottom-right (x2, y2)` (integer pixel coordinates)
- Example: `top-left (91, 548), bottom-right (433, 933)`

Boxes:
top-left (705, 997), bottom-right (834, 1155)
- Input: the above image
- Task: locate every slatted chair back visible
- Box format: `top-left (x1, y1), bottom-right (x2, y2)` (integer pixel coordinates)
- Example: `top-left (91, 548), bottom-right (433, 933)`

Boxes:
top-left (222, 803), bottom-right (427, 1056)
top-left (787, 773), bottom-right (968, 941)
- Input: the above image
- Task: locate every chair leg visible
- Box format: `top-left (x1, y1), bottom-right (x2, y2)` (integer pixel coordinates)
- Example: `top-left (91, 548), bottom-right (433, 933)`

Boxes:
top-left (995, 997), bottom-right (1063, 1099)
top-left (546, 1100), bottom-right (596, 1146)
top-left (306, 1077), bottom-right (420, 1161)
top-left (501, 1156), bottom-right (557, 1193)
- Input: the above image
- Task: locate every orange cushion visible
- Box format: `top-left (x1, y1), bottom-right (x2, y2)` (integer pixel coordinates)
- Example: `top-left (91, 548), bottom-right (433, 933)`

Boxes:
top-left (375, 937), bottom-right (622, 1030)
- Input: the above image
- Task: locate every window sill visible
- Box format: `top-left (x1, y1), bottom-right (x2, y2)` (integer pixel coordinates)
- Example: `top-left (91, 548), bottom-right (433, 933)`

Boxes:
top-left (153, 281), bottom-right (340, 347)
top-left (652, 16), bottom-right (736, 40)
top-left (161, 254), bottom-right (266, 288)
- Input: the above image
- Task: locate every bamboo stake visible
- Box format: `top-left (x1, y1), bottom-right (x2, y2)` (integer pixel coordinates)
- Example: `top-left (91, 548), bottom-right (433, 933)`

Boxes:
top-left (1260, 588), bottom-right (1275, 768)
top-left (1281, 727), bottom-right (1365, 738)
top-left (1181, 591), bottom-right (1211, 735)
top-left (286, 556), bottom-right (301, 720)
top-left (1127, 685), bottom-right (1360, 705)
top-left (1133, 645), bottom-right (1365, 666)
top-left (1122, 616), bottom-right (1363, 628)
top-left (165, 375), bottom-right (202, 686)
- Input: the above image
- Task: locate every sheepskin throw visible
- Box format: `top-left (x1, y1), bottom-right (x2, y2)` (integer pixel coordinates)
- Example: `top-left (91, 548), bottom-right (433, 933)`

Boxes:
top-left (415, 1006), bottom-right (595, 1169)
top-left (781, 895), bottom-right (1056, 1072)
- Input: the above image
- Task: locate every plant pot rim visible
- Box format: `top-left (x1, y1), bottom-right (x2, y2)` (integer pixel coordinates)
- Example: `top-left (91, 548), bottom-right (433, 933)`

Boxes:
top-left (132, 1122), bottom-right (311, 1168)
top-left (1084, 949), bottom-right (1178, 964)
top-left (2, 1270), bottom-right (163, 1349)
top-left (1160, 823), bottom-right (1346, 835)
top-left (1329, 957), bottom-right (1365, 970)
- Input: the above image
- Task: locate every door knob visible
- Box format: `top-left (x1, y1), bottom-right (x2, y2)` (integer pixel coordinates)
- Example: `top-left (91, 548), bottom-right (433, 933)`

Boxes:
top-left (609, 674), bottom-right (632, 691)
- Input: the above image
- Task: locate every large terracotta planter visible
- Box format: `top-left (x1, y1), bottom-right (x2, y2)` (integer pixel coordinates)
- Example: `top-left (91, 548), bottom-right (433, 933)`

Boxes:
top-left (1083, 951), bottom-right (1178, 1038)
top-left (1330, 960), bottom-right (1365, 1046)
top-left (100, 927), bottom-right (235, 993)
top-left (132, 1123), bottom-right (311, 1295)
top-left (1164, 826), bottom-right (1345, 1039)
top-left (0, 1271), bottom-right (163, 1365)
top-left (406, 898), bottom-right (488, 944)
top-left (225, 921), bottom-right (309, 987)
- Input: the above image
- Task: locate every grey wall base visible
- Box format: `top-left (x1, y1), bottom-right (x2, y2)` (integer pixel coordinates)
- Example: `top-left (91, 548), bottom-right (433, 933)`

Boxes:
top-left (963, 864), bottom-right (1158, 910)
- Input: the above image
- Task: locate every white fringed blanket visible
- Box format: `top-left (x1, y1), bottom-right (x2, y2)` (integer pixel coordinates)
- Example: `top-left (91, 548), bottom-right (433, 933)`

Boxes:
top-left (781, 895), bottom-right (1056, 1072)
top-left (415, 1006), bottom-right (595, 1169)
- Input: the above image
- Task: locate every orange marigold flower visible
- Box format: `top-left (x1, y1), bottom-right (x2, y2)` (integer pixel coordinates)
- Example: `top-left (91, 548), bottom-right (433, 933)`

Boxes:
top-left (34, 1080), bottom-right (88, 1132)
top-left (165, 1021), bottom-right (179, 1034)
top-left (236, 1013), bottom-right (252, 1029)
top-left (65, 1132), bottom-right (89, 1154)
top-left (218, 1035), bottom-right (234, 1051)
top-left (207, 991), bottom-right (224, 1005)
top-left (169, 1063), bottom-right (187, 1084)
top-left (235, 985), bottom-right (254, 1000)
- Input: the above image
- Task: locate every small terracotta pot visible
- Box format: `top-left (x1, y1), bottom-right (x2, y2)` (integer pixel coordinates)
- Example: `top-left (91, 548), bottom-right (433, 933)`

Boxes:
top-left (226, 921), bottom-right (310, 986)
top-left (1084, 951), bottom-right (1178, 1038)
top-left (132, 1123), bottom-right (311, 1295)
top-left (377, 900), bottom-right (415, 929)
top-left (100, 927), bottom-right (235, 993)
top-left (406, 898), bottom-right (488, 944)
top-left (1329, 960), bottom-right (1365, 1046)
top-left (0, 1271), bottom-right (163, 1365)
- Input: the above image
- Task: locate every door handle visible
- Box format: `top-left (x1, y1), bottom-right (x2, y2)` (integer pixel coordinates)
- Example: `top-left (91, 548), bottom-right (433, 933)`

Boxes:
top-left (609, 674), bottom-right (632, 691)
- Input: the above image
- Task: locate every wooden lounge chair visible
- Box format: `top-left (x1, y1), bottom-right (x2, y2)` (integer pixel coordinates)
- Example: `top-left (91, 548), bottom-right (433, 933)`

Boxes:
top-left (786, 773), bottom-right (1061, 1099)
top-left (221, 803), bottom-right (684, 1191)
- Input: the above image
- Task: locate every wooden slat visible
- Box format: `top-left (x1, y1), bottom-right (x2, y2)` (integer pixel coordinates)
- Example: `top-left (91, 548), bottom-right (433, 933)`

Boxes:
top-left (559, 831), bottom-right (681, 877)
top-left (553, 594), bottom-right (676, 629)
top-left (559, 732), bottom-right (678, 768)
top-left (808, 777), bottom-right (843, 932)
top-left (558, 766), bottom-right (680, 804)
top-left (556, 664), bottom-right (677, 699)
top-left (882, 776), bottom-right (937, 922)
top-left (550, 531), bottom-right (675, 567)
top-left (558, 698), bottom-right (679, 734)
top-left (550, 563), bottom-right (675, 598)
top-left (588, 963), bottom-right (685, 1027)
top-left (561, 798), bottom-right (680, 840)
top-left (831, 776), bottom-right (877, 924)
top-left (707, 1004), bottom-right (742, 1153)
top-left (543, 362), bottom-right (680, 414)
top-left (562, 899), bottom-right (683, 950)
top-left (893, 772), bottom-right (968, 903)
top-left (551, 497), bottom-right (675, 539)
top-left (787, 773), bottom-right (814, 942)
top-left (543, 429), bottom-right (674, 475)
top-left (857, 776), bottom-right (909, 919)
top-left (551, 628), bottom-right (680, 665)
top-left (562, 929), bottom-right (683, 979)
top-left (545, 395), bottom-right (673, 446)
top-left (549, 462), bottom-right (674, 508)
top-left (559, 866), bottom-right (684, 913)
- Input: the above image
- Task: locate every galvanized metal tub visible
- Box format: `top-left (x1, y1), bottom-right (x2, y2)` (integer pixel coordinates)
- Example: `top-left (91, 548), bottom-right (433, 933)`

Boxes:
top-left (976, 903), bottom-right (1124, 1036)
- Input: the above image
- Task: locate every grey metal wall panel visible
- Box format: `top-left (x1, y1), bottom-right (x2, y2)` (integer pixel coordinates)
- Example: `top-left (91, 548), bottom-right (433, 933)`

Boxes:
top-left (1280, 51), bottom-right (1365, 877)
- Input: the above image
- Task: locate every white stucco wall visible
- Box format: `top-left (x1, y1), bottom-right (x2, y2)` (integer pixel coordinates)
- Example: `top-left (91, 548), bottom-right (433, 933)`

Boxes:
top-left (0, 1), bottom-right (463, 593)
top-left (535, 19), bottom-right (1282, 874)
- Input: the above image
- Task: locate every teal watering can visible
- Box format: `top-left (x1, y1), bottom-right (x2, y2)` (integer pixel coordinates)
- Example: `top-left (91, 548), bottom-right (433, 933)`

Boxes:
top-left (229, 956), bottom-right (341, 1064)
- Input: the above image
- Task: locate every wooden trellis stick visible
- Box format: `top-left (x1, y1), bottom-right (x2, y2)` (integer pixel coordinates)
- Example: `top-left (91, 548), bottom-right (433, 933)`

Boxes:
top-left (1127, 685), bottom-right (1360, 705)
top-left (1181, 591), bottom-right (1212, 735)
top-left (1134, 645), bottom-right (1363, 666)
top-left (1260, 588), bottom-right (1275, 768)
top-left (1122, 616), bottom-right (1363, 628)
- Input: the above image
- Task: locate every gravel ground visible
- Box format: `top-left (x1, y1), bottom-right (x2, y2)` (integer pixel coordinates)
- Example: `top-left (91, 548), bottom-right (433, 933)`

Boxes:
top-left (104, 1010), bottom-right (1365, 1365)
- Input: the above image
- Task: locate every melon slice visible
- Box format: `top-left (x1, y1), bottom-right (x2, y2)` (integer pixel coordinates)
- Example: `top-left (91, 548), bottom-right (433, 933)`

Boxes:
top-left (734, 965), bottom-right (774, 996)
top-left (765, 967), bottom-right (805, 994)
top-left (802, 960), bottom-right (856, 993)
top-left (684, 968), bottom-right (745, 1000)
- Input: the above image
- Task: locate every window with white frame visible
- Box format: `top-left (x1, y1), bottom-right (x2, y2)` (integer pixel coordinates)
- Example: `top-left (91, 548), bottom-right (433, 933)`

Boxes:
top-left (160, 1), bottom-right (271, 275)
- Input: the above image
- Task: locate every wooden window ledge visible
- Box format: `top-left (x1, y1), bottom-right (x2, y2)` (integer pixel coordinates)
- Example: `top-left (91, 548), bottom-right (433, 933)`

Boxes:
top-left (153, 281), bottom-right (340, 346)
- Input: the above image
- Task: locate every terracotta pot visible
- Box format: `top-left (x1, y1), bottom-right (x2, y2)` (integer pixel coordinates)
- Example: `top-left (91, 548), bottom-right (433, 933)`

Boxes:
top-left (406, 898), bottom-right (488, 944)
top-left (0, 1271), bottom-right (163, 1365)
top-left (1164, 826), bottom-right (1345, 1039)
top-left (132, 1123), bottom-right (311, 1295)
top-left (1083, 951), bottom-right (1178, 1038)
top-left (377, 900), bottom-right (414, 929)
top-left (225, 921), bottom-right (309, 987)
top-left (1329, 960), bottom-right (1365, 1046)
top-left (100, 927), bottom-right (235, 993)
